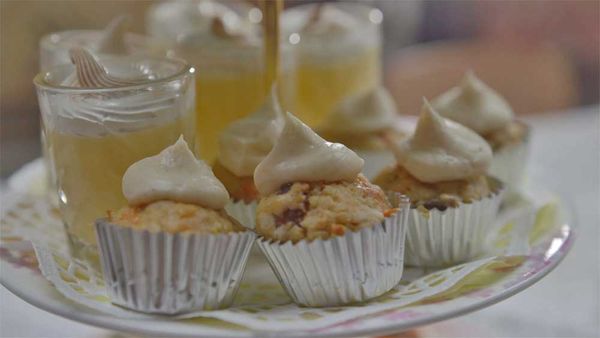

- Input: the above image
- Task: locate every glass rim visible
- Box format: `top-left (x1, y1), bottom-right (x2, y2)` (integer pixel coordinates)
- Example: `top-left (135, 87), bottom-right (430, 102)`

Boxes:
top-left (40, 29), bottom-right (148, 44)
top-left (33, 55), bottom-right (194, 94)
top-left (283, 2), bottom-right (383, 25)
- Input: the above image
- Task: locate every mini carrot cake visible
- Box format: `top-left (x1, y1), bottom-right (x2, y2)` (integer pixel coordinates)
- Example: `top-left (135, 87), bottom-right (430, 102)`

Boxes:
top-left (108, 200), bottom-right (242, 234)
top-left (254, 111), bottom-right (408, 307)
top-left (96, 136), bottom-right (254, 314)
top-left (374, 100), bottom-right (503, 267)
top-left (256, 174), bottom-right (393, 243)
top-left (254, 112), bottom-right (395, 243)
top-left (432, 71), bottom-right (529, 190)
top-left (320, 86), bottom-right (402, 150)
top-left (374, 165), bottom-right (493, 211)
top-left (319, 86), bottom-right (405, 179)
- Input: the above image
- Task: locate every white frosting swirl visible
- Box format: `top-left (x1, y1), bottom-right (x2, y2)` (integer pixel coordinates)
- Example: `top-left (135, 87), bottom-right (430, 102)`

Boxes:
top-left (432, 71), bottom-right (514, 134)
top-left (392, 100), bottom-right (492, 183)
top-left (177, 15), bottom-right (258, 48)
top-left (122, 136), bottom-right (229, 209)
top-left (301, 4), bottom-right (358, 38)
top-left (149, 0), bottom-right (241, 42)
top-left (254, 112), bottom-right (364, 195)
top-left (324, 86), bottom-right (397, 134)
top-left (218, 90), bottom-right (284, 177)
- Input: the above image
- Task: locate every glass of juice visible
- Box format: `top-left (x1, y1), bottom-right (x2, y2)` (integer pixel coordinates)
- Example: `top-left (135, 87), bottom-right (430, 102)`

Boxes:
top-left (34, 55), bottom-right (196, 260)
top-left (282, 3), bottom-right (382, 127)
top-left (171, 21), bottom-right (295, 162)
top-left (39, 20), bottom-right (167, 206)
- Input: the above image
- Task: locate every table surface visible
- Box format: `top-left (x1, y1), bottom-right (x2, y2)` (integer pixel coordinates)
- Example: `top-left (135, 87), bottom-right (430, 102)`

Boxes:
top-left (1, 106), bottom-right (599, 338)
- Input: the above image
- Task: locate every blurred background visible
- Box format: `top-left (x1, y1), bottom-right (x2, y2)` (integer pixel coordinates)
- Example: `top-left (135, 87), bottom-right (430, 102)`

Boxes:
top-left (0, 0), bottom-right (598, 177)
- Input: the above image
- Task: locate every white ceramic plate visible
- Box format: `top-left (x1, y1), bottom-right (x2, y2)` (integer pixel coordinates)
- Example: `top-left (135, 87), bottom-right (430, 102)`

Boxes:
top-left (0, 159), bottom-right (574, 337)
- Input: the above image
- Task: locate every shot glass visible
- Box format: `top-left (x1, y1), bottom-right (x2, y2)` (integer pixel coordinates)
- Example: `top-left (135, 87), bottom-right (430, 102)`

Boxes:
top-left (146, 0), bottom-right (296, 162)
top-left (34, 55), bottom-right (196, 261)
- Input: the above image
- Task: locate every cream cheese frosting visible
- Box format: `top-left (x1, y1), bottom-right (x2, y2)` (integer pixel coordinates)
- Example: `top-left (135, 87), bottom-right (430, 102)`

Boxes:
top-left (122, 136), bottom-right (229, 209)
top-left (432, 71), bottom-right (514, 134)
top-left (301, 4), bottom-right (358, 38)
top-left (218, 89), bottom-right (284, 177)
top-left (323, 86), bottom-right (397, 134)
top-left (392, 100), bottom-right (492, 183)
top-left (254, 112), bottom-right (364, 195)
top-left (178, 15), bottom-right (258, 48)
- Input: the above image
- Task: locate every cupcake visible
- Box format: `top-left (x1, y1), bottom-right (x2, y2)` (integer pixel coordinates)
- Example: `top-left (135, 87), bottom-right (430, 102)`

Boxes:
top-left (254, 112), bottom-right (409, 307)
top-left (374, 100), bottom-right (503, 267)
top-left (95, 137), bottom-right (255, 314)
top-left (214, 89), bottom-right (284, 228)
top-left (319, 86), bottom-right (405, 179)
top-left (432, 71), bottom-right (530, 193)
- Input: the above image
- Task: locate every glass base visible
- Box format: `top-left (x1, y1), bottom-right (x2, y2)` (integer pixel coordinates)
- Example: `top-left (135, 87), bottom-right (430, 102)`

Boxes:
top-left (66, 231), bottom-right (101, 271)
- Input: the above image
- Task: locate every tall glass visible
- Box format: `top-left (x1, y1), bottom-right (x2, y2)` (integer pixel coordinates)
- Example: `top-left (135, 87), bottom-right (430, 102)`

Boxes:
top-left (147, 0), bottom-right (296, 163)
top-left (172, 34), bottom-right (295, 162)
top-left (283, 3), bottom-right (382, 127)
top-left (34, 56), bottom-right (196, 260)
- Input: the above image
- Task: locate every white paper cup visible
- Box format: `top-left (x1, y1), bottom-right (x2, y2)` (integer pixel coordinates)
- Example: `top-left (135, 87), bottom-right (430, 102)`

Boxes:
top-left (95, 219), bottom-right (255, 314)
top-left (404, 180), bottom-right (504, 267)
top-left (256, 197), bottom-right (409, 307)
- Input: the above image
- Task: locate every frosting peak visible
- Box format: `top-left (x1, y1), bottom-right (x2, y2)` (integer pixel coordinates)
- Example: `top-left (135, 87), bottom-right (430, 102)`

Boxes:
top-left (432, 71), bottom-right (514, 134)
top-left (301, 4), bottom-right (357, 37)
top-left (324, 86), bottom-right (397, 134)
top-left (392, 100), bottom-right (492, 183)
top-left (97, 15), bottom-right (129, 54)
top-left (218, 88), bottom-right (284, 177)
top-left (254, 112), bottom-right (364, 195)
top-left (211, 16), bottom-right (247, 40)
top-left (122, 136), bottom-right (229, 209)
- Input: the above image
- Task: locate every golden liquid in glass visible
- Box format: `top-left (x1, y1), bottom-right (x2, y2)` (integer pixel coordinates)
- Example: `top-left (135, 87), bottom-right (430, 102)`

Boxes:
top-left (295, 47), bottom-right (380, 127)
top-left (47, 112), bottom-right (195, 248)
top-left (195, 0), bottom-right (287, 162)
top-left (194, 70), bottom-right (293, 162)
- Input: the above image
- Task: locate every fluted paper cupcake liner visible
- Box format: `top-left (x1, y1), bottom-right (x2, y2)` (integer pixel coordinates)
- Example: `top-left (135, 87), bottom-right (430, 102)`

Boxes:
top-left (95, 219), bottom-right (255, 314)
top-left (489, 136), bottom-right (530, 196)
top-left (355, 149), bottom-right (396, 181)
top-left (225, 200), bottom-right (258, 229)
top-left (257, 197), bottom-right (409, 307)
top-left (404, 184), bottom-right (504, 267)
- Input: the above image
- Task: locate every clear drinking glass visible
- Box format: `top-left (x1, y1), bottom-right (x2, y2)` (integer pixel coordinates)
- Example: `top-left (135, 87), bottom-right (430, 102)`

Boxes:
top-left (282, 3), bottom-right (383, 127)
top-left (173, 34), bottom-right (295, 162)
top-left (146, 0), bottom-right (296, 163)
top-left (39, 30), bottom-right (167, 207)
top-left (34, 55), bottom-right (196, 260)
